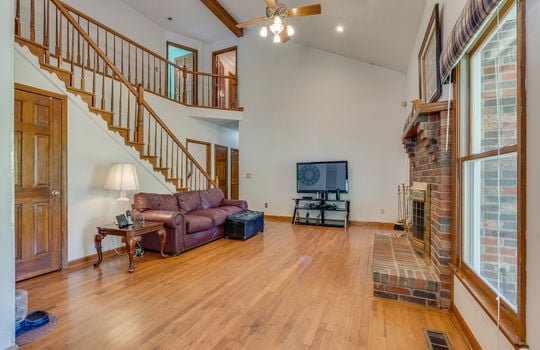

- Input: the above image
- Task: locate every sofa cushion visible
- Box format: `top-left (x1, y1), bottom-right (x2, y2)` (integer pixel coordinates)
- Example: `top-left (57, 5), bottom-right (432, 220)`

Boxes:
top-left (189, 208), bottom-right (229, 226)
top-left (185, 214), bottom-right (213, 233)
top-left (218, 206), bottom-right (244, 215)
top-left (200, 188), bottom-right (225, 209)
top-left (175, 191), bottom-right (201, 213)
top-left (133, 193), bottom-right (179, 212)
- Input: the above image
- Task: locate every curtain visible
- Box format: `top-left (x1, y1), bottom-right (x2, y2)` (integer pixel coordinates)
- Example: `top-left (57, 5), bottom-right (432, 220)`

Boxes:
top-left (439, 0), bottom-right (503, 81)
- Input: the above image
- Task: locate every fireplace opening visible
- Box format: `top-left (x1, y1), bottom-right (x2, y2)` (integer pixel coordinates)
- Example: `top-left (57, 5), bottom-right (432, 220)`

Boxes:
top-left (409, 182), bottom-right (431, 264)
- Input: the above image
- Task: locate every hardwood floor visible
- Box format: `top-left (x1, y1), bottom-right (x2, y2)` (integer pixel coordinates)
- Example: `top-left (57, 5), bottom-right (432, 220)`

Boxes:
top-left (16, 219), bottom-right (472, 349)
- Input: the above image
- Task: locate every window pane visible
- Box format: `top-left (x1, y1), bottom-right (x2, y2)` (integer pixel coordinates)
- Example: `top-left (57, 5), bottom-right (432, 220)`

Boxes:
top-left (470, 5), bottom-right (517, 154)
top-left (462, 153), bottom-right (518, 308)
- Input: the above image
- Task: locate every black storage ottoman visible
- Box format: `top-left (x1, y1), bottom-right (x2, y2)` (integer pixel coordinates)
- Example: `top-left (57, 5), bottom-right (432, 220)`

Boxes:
top-left (225, 210), bottom-right (264, 240)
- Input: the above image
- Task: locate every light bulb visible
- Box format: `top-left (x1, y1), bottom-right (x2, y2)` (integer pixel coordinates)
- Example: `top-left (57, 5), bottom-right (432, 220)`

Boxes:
top-left (260, 26), bottom-right (268, 37)
top-left (273, 33), bottom-right (281, 43)
top-left (274, 16), bottom-right (282, 27)
top-left (287, 25), bottom-right (295, 36)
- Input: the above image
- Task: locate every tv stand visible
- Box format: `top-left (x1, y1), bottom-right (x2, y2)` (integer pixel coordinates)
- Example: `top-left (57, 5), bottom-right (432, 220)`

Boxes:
top-left (292, 198), bottom-right (350, 228)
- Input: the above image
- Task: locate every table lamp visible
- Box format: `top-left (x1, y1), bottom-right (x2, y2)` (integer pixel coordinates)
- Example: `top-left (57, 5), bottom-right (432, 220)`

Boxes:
top-left (104, 163), bottom-right (139, 202)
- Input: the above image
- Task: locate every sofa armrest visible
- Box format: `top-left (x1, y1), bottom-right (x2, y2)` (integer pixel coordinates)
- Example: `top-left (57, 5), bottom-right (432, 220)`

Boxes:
top-left (221, 199), bottom-right (248, 210)
top-left (133, 209), bottom-right (183, 229)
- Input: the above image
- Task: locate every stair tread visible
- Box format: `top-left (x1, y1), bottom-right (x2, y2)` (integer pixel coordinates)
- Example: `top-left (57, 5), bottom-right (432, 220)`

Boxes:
top-left (66, 86), bottom-right (94, 96)
top-left (141, 155), bottom-right (158, 159)
top-left (89, 106), bottom-right (113, 115)
top-left (41, 62), bottom-right (72, 75)
top-left (126, 140), bottom-right (145, 145)
top-left (108, 125), bottom-right (129, 131)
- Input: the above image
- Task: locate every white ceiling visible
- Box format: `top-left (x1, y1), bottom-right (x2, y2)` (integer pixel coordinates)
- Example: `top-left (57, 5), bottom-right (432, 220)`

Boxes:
top-left (121, 0), bottom-right (427, 73)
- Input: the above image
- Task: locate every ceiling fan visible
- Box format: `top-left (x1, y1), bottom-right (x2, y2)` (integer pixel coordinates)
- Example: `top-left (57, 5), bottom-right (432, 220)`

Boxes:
top-left (236, 0), bottom-right (322, 43)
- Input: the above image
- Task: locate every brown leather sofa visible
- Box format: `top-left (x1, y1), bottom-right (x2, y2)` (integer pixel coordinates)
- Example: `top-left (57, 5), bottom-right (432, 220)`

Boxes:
top-left (132, 188), bottom-right (247, 255)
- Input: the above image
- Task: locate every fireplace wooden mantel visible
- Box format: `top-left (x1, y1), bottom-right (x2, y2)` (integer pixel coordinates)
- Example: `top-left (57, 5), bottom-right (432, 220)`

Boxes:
top-left (402, 100), bottom-right (453, 140)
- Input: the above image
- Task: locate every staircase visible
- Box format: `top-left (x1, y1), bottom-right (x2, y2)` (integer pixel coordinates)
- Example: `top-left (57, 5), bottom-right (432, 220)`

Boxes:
top-left (14, 0), bottom-right (234, 191)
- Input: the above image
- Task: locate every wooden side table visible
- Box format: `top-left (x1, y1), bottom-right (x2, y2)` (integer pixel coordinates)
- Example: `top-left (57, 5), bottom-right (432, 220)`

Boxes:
top-left (93, 221), bottom-right (167, 273)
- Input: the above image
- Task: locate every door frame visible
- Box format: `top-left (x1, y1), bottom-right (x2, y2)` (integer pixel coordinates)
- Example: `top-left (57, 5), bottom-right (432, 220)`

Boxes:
top-left (212, 46), bottom-right (237, 108)
top-left (230, 148), bottom-right (239, 199)
top-left (214, 144), bottom-right (229, 198)
top-left (187, 138), bottom-right (212, 187)
top-left (166, 41), bottom-right (198, 103)
top-left (15, 83), bottom-right (68, 270)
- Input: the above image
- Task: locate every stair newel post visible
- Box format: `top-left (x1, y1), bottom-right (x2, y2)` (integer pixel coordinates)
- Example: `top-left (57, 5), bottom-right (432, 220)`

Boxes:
top-left (15, 0), bottom-right (21, 35)
top-left (136, 84), bottom-right (145, 145)
top-left (182, 65), bottom-right (187, 104)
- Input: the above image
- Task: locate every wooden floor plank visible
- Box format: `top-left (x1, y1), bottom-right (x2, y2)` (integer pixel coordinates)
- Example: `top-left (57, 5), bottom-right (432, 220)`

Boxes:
top-left (16, 220), bottom-right (472, 349)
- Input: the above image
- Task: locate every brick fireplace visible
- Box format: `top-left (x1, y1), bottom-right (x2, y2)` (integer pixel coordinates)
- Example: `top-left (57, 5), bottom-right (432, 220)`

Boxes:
top-left (372, 101), bottom-right (453, 309)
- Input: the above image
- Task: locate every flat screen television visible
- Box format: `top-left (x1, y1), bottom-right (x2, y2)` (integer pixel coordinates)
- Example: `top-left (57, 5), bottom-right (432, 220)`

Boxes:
top-left (296, 161), bottom-right (348, 193)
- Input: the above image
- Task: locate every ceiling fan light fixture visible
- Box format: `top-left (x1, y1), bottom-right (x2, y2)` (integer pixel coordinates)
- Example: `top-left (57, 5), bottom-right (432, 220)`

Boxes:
top-left (269, 17), bottom-right (284, 34)
top-left (287, 25), bottom-right (295, 36)
top-left (273, 33), bottom-right (281, 43)
top-left (260, 25), bottom-right (268, 37)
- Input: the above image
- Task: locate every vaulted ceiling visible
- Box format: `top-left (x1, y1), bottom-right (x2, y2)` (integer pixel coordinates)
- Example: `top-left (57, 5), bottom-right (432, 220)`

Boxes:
top-left (120, 0), bottom-right (427, 73)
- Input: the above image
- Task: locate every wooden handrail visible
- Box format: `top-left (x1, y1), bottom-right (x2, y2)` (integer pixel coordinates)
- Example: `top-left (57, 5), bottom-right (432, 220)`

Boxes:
top-left (60, 1), bottom-right (240, 111)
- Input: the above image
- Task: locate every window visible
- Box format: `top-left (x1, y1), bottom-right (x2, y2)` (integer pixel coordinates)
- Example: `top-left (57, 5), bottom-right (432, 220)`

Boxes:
top-left (455, 0), bottom-right (525, 345)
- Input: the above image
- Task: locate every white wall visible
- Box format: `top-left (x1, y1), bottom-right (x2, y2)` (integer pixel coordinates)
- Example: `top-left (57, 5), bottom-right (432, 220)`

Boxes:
top-left (238, 32), bottom-right (408, 221)
top-left (405, 1), bottom-right (540, 348)
top-left (0, 0), bottom-right (15, 347)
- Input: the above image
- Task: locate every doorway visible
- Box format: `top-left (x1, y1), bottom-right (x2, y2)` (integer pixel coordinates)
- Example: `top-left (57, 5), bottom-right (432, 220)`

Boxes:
top-left (231, 148), bottom-right (239, 199)
top-left (187, 139), bottom-right (211, 188)
top-left (214, 145), bottom-right (229, 198)
top-left (167, 41), bottom-right (198, 104)
top-left (14, 84), bottom-right (67, 281)
top-left (212, 46), bottom-right (237, 109)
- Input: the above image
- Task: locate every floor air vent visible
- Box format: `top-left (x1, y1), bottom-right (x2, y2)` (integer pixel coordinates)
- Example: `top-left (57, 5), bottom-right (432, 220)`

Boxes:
top-left (423, 329), bottom-right (453, 350)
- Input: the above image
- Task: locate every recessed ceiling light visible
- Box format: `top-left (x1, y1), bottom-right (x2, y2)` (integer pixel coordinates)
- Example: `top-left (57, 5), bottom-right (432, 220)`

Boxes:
top-left (336, 25), bottom-right (344, 33)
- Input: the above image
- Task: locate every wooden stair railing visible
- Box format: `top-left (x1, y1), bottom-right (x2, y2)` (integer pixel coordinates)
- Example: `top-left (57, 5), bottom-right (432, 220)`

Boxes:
top-left (60, 2), bottom-right (241, 111)
top-left (15, 0), bottom-right (216, 191)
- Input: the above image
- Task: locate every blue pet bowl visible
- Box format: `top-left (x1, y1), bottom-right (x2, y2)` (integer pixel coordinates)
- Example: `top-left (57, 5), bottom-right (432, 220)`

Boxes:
top-left (15, 311), bottom-right (49, 337)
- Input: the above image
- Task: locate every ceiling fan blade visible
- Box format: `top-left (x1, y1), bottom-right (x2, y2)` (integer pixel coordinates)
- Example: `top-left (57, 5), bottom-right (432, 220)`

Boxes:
top-left (236, 17), bottom-right (266, 28)
top-left (287, 4), bottom-right (322, 18)
top-left (265, 0), bottom-right (278, 10)
top-left (280, 30), bottom-right (290, 43)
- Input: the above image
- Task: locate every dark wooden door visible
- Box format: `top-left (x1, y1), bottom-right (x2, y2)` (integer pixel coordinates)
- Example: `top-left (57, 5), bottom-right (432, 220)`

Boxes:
top-left (15, 87), bottom-right (64, 281)
top-left (231, 148), bottom-right (239, 199)
top-left (214, 145), bottom-right (228, 198)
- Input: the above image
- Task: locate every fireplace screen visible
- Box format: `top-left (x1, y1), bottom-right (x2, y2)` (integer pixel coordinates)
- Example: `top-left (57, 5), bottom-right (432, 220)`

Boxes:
top-left (409, 182), bottom-right (430, 264)
top-left (411, 200), bottom-right (425, 241)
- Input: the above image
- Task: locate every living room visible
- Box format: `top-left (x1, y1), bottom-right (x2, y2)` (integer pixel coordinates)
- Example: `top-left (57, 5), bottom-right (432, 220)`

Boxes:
top-left (1, 0), bottom-right (540, 349)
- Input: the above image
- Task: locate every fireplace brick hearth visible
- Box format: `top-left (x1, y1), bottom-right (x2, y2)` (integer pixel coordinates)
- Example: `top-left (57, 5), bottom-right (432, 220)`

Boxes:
top-left (372, 101), bottom-right (453, 309)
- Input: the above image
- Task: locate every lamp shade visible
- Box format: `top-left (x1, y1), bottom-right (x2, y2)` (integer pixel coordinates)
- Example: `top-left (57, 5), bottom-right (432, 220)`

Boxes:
top-left (104, 163), bottom-right (139, 200)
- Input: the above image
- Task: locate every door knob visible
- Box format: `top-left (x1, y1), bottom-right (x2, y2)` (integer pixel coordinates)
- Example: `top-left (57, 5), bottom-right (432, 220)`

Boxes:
top-left (51, 190), bottom-right (61, 197)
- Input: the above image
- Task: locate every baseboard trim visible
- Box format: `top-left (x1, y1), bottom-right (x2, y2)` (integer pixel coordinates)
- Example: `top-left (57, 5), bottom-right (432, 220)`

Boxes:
top-left (68, 248), bottom-right (120, 269)
top-left (450, 302), bottom-right (482, 350)
top-left (263, 215), bottom-right (394, 229)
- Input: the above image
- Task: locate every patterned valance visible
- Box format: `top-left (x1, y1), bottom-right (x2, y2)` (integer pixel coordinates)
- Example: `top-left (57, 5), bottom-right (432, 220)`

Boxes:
top-left (439, 0), bottom-right (503, 81)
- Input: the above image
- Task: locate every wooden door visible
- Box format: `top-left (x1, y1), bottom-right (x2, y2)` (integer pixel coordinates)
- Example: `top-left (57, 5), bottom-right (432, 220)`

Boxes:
top-left (231, 148), bottom-right (239, 199)
top-left (214, 145), bottom-right (228, 198)
top-left (15, 86), bottom-right (65, 281)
